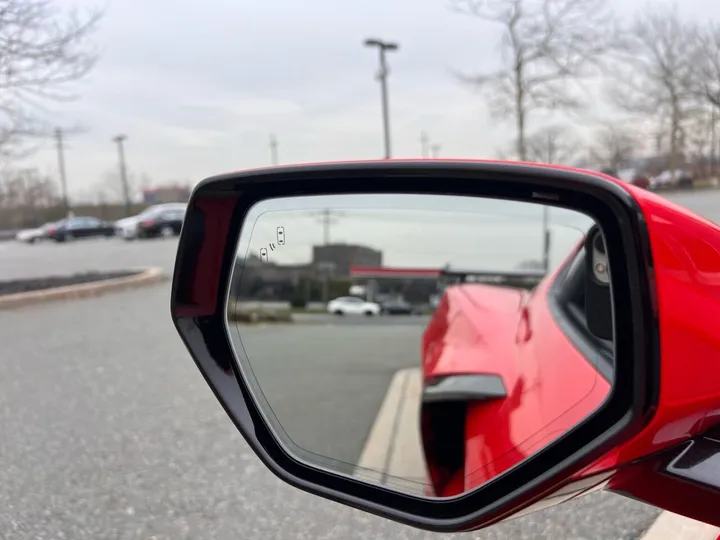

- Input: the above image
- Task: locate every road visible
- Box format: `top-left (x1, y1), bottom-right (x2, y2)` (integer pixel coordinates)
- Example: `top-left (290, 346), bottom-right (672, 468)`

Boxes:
top-left (2, 188), bottom-right (718, 540)
top-left (237, 322), bottom-right (423, 466)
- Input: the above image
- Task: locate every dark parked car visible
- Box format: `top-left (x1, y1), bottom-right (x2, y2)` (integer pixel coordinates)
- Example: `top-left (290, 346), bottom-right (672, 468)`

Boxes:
top-left (46, 216), bottom-right (115, 242)
top-left (136, 206), bottom-right (186, 239)
top-left (380, 297), bottom-right (419, 315)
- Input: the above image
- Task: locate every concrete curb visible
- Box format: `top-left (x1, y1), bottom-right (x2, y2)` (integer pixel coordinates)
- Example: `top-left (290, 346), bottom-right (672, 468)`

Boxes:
top-left (0, 267), bottom-right (168, 310)
top-left (640, 511), bottom-right (719, 540)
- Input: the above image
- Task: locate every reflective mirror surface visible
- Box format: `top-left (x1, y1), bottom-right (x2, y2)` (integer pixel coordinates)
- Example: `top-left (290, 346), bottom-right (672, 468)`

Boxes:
top-left (226, 193), bottom-right (615, 498)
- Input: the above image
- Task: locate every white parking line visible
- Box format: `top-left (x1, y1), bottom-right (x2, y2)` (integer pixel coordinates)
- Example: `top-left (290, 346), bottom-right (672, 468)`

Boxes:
top-left (354, 367), bottom-right (426, 493)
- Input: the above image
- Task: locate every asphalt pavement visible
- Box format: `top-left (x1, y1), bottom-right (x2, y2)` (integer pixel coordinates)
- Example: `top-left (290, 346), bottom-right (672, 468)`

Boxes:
top-left (3, 188), bottom-right (719, 540)
top-left (233, 320), bottom-right (425, 471)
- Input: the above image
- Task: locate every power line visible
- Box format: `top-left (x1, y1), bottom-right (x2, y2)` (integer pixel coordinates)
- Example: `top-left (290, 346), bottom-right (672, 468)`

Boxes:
top-left (304, 208), bottom-right (346, 244)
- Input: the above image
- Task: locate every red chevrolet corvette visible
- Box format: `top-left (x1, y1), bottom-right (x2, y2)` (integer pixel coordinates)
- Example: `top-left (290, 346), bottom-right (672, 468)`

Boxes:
top-left (419, 232), bottom-right (613, 497)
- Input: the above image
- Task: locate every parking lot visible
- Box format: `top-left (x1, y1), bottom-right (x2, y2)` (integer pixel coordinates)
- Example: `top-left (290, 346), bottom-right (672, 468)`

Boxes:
top-left (2, 189), bottom-right (718, 539)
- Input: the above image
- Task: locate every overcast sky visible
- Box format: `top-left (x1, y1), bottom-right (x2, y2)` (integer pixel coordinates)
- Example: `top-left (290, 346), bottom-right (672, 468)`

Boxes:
top-left (18, 0), bottom-right (719, 202)
top-left (236, 194), bottom-right (593, 270)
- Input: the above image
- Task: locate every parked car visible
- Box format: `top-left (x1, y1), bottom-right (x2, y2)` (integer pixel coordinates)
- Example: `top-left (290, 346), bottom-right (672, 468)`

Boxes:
top-left (15, 221), bottom-right (57, 244)
top-left (114, 203), bottom-right (187, 240)
top-left (135, 206), bottom-right (186, 239)
top-left (613, 168), bottom-right (651, 190)
top-left (45, 216), bottom-right (115, 242)
top-left (326, 296), bottom-right (381, 316)
top-left (650, 169), bottom-right (693, 190)
top-left (380, 297), bottom-right (419, 315)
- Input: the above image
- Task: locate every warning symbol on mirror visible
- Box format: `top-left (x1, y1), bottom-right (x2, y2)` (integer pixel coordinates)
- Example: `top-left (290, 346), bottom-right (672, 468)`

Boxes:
top-left (260, 248), bottom-right (268, 262)
top-left (277, 226), bottom-right (285, 246)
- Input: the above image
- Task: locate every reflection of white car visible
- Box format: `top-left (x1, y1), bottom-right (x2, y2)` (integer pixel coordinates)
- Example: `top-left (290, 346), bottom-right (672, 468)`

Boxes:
top-left (327, 296), bottom-right (381, 316)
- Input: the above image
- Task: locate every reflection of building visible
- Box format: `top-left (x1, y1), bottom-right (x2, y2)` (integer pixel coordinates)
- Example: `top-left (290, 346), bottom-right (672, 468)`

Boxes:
top-left (142, 184), bottom-right (191, 204)
top-left (230, 243), bottom-right (384, 301)
top-left (350, 266), bottom-right (442, 303)
top-left (312, 243), bottom-right (383, 277)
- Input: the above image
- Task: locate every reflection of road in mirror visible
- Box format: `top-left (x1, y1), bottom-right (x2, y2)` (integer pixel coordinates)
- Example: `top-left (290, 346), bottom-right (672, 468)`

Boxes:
top-left (226, 193), bottom-right (614, 498)
top-left (231, 318), bottom-right (427, 493)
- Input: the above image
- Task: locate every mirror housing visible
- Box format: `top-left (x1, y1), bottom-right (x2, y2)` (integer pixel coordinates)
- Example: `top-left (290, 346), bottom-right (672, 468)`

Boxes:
top-left (170, 160), bottom-right (660, 533)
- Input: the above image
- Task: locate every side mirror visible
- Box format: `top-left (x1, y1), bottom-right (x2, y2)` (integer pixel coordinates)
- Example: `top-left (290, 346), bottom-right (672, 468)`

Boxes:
top-left (171, 160), bottom-right (696, 533)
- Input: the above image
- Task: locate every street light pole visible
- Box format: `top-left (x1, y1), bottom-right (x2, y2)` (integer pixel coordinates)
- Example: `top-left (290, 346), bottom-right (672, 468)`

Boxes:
top-left (364, 38), bottom-right (399, 159)
top-left (420, 131), bottom-right (430, 158)
top-left (269, 134), bottom-right (279, 165)
top-left (54, 127), bottom-right (70, 217)
top-left (112, 134), bottom-right (132, 217)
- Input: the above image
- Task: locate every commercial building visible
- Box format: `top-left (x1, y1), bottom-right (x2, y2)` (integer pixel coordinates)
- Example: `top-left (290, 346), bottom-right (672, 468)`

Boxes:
top-left (312, 243), bottom-right (383, 277)
top-left (142, 184), bottom-right (191, 204)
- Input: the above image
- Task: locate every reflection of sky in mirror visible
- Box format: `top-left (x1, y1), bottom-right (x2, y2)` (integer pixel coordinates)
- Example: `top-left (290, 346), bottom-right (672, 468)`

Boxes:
top-left (239, 194), bottom-right (595, 271)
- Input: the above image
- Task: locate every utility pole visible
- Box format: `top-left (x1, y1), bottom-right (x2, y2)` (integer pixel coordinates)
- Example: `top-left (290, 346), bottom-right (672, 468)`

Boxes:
top-left (317, 208), bottom-right (343, 245)
top-left (112, 134), bottom-right (132, 217)
top-left (364, 38), bottom-right (399, 159)
top-left (430, 144), bottom-right (441, 158)
top-left (711, 109), bottom-right (717, 180)
top-left (54, 127), bottom-right (70, 217)
top-left (420, 131), bottom-right (430, 158)
top-left (269, 134), bottom-right (279, 165)
top-left (542, 206), bottom-right (551, 273)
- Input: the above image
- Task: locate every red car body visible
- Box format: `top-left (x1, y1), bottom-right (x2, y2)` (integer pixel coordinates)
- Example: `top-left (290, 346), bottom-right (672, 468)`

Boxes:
top-left (420, 262), bottom-right (610, 497)
top-left (419, 177), bottom-right (720, 528)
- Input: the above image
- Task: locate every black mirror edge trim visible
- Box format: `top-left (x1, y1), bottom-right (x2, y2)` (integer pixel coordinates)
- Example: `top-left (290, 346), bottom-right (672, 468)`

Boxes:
top-left (170, 161), bottom-right (661, 533)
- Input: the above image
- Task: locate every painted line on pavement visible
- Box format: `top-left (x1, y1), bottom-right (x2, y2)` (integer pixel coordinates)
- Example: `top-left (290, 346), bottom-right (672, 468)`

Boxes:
top-left (355, 367), bottom-right (426, 493)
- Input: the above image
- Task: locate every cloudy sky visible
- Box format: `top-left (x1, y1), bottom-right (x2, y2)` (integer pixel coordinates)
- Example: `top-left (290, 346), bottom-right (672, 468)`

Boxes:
top-left (18, 0), bottom-right (718, 202)
top-left (237, 194), bottom-right (593, 269)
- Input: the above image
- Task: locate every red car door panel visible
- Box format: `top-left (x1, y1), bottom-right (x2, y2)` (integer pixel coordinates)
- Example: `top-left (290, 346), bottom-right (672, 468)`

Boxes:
top-left (421, 268), bottom-right (611, 497)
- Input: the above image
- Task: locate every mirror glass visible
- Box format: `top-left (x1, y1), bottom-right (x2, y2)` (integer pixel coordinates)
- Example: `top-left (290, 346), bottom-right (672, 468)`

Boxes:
top-left (226, 193), bottom-right (615, 498)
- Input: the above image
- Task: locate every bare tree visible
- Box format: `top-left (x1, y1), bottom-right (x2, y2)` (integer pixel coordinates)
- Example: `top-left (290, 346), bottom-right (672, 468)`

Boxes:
top-left (608, 7), bottom-right (699, 180)
top-left (451, 0), bottom-right (617, 160)
top-left (0, 0), bottom-right (102, 156)
top-left (100, 169), bottom-right (139, 205)
top-left (0, 166), bottom-right (58, 226)
top-left (693, 22), bottom-right (720, 109)
top-left (525, 125), bottom-right (581, 164)
top-left (590, 124), bottom-right (639, 171)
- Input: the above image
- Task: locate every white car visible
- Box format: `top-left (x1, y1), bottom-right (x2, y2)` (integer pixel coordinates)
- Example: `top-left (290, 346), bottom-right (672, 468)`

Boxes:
top-left (15, 222), bottom-right (56, 244)
top-left (114, 203), bottom-right (186, 240)
top-left (326, 296), bottom-right (381, 316)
